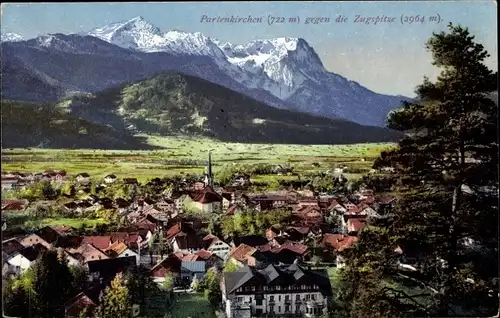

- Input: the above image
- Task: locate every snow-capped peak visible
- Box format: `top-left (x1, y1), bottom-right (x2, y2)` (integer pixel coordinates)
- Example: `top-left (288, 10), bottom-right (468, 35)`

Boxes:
top-left (85, 17), bottom-right (225, 57)
top-left (1, 32), bottom-right (24, 42)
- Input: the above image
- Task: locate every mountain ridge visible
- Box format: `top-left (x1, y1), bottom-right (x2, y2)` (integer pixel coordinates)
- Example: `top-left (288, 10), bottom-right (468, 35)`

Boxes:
top-left (1, 16), bottom-right (411, 126)
top-left (53, 70), bottom-right (403, 145)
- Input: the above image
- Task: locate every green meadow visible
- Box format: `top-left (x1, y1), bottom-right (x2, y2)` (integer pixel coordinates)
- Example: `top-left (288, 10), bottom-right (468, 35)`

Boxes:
top-left (1, 136), bottom-right (395, 182)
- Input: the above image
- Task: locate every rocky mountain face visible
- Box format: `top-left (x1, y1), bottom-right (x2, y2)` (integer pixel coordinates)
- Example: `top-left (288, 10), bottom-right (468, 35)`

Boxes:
top-left (1, 16), bottom-right (410, 126)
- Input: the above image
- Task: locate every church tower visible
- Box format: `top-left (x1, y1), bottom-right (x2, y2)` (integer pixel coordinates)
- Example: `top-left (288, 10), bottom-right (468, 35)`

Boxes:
top-left (204, 150), bottom-right (214, 188)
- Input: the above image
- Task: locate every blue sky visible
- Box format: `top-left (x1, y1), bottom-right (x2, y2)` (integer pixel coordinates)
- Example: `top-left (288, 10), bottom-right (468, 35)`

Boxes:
top-left (1, 1), bottom-right (497, 96)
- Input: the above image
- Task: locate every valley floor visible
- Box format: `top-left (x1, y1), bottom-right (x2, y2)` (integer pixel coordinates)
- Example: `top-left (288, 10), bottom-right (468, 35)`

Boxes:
top-left (1, 136), bottom-right (395, 183)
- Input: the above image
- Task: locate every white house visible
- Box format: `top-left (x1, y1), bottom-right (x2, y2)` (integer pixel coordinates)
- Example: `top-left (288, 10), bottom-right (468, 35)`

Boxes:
top-left (76, 173), bottom-right (91, 184)
top-left (222, 263), bottom-right (332, 318)
top-left (192, 186), bottom-right (222, 213)
top-left (6, 244), bottom-right (47, 276)
top-left (203, 234), bottom-right (231, 260)
top-left (104, 174), bottom-right (118, 184)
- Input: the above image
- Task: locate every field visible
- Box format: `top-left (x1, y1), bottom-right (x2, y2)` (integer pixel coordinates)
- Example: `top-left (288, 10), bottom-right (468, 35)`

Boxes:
top-left (1, 136), bottom-right (395, 183)
top-left (164, 293), bottom-right (216, 318)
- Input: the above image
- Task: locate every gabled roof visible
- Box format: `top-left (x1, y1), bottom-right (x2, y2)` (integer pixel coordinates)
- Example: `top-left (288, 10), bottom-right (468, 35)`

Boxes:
top-left (229, 244), bottom-right (257, 262)
top-left (224, 263), bottom-right (332, 296)
top-left (18, 243), bottom-right (47, 262)
top-left (68, 243), bottom-right (109, 263)
top-left (195, 249), bottom-right (217, 260)
top-left (2, 238), bottom-right (25, 256)
top-left (87, 256), bottom-right (136, 280)
top-left (36, 226), bottom-right (61, 244)
top-left (81, 236), bottom-right (111, 250)
top-left (322, 234), bottom-right (359, 252)
top-left (232, 235), bottom-right (268, 248)
top-left (105, 241), bottom-right (129, 256)
top-left (192, 186), bottom-right (223, 204)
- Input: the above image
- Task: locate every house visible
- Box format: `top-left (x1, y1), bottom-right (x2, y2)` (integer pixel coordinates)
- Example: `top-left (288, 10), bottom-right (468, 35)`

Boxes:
top-left (64, 292), bottom-right (98, 318)
top-left (6, 244), bottom-right (47, 276)
top-left (67, 243), bottom-right (109, 264)
top-left (167, 222), bottom-right (201, 254)
top-left (76, 173), bottom-right (91, 184)
top-left (81, 236), bottom-right (112, 251)
top-left (191, 186), bottom-right (223, 213)
top-left (347, 217), bottom-right (367, 235)
top-left (150, 254), bottom-right (182, 284)
top-left (87, 256), bottom-right (137, 284)
top-left (180, 260), bottom-right (206, 286)
top-left (293, 206), bottom-right (324, 226)
top-left (222, 263), bottom-right (332, 318)
top-left (203, 234), bottom-right (231, 260)
top-left (36, 226), bottom-right (62, 245)
top-left (2, 238), bottom-right (26, 276)
top-left (105, 241), bottom-right (140, 265)
top-left (256, 241), bottom-right (310, 265)
top-left (227, 244), bottom-right (268, 268)
top-left (104, 174), bottom-right (118, 184)
top-left (19, 234), bottom-right (52, 249)
top-left (109, 232), bottom-right (143, 250)
top-left (195, 249), bottom-right (224, 270)
top-left (321, 234), bottom-right (359, 268)
top-left (1, 177), bottom-right (27, 191)
top-left (1, 199), bottom-right (29, 211)
top-left (231, 173), bottom-right (251, 187)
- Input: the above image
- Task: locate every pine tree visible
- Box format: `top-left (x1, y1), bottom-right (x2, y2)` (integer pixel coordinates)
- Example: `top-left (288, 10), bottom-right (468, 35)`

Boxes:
top-left (344, 23), bottom-right (498, 317)
top-left (97, 272), bottom-right (132, 318)
top-left (32, 249), bottom-right (75, 318)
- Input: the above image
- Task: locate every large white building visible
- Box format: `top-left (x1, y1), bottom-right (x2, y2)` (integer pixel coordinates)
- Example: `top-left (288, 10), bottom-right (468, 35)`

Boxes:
top-left (222, 263), bottom-right (332, 318)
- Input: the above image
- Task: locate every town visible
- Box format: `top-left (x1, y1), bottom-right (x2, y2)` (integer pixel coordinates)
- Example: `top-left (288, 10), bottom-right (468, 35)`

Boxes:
top-left (2, 151), bottom-right (400, 318)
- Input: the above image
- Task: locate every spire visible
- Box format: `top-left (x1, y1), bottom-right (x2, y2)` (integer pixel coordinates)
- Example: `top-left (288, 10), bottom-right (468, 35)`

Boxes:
top-left (206, 150), bottom-right (214, 188)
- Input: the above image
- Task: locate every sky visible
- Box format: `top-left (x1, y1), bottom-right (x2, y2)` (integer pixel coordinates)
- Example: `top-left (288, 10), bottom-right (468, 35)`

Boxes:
top-left (1, 1), bottom-right (497, 97)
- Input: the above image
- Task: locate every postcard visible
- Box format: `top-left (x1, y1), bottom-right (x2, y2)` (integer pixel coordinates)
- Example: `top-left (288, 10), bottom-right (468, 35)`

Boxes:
top-left (1, 2), bottom-right (498, 318)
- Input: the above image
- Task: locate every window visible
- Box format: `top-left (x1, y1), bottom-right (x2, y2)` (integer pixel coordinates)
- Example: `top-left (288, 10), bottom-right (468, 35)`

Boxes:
top-left (296, 305), bottom-right (301, 312)
top-left (251, 286), bottom-right (255, 291)
top-left (306, 294), bottom-right (311, 300)
top-left (276, 285), bottom-right (281, 290)
top-left (256, 298), bottom-right (263, 306)
top-left (237, 297), bottom-right (243, 302)
top-left (270, 296), bottom-right (274, 302)
top-left (311, 294), bottom-right (316, 301)
top-left (278, 306), bottom-right (281, 313)
top-left (285, 305), bottom-right (290, 313)
top-left (296, 295), bottom-right (300, 300)
top-left (263, 286), bottom-right (268, 291)
top-left (279, 295), bottom-right (281, 301)
top-left (269, 305), bottom-right (274, 313)
top-left (285, 295), bottom-right (290, 301)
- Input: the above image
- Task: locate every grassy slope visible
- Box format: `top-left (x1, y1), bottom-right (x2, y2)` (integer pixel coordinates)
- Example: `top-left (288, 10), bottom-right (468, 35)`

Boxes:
top-left (1, 100), bottom-right (156, 150)
top-left (60, 71), bottom-right (403, 145)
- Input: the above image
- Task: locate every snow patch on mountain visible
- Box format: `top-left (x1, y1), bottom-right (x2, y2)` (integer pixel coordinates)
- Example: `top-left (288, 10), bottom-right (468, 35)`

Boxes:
top-left (1, 32), bottom-right (24, 42)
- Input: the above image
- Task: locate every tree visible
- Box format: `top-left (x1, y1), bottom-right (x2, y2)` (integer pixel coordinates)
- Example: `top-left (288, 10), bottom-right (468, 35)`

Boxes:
top-left (223, 260), bottom-right (239, 273)
top-left (31, 249), bottom-right (75, 318)
top-left (97, 272), bottom-right (132, 318)
top-left (125, 266), bottom-right (159, 307)
top-left (148, 232), bottom-right (157, 265)
top-left (344, 23), bottom-right (498, 317)
top-left (162, 273), bottom-right (176, 291)
top-left (158, 229), bottom-right (166, 260)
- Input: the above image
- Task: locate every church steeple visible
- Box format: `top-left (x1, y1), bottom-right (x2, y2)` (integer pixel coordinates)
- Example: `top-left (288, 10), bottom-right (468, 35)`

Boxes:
top-left (205, 150), bottom-right (214, 188)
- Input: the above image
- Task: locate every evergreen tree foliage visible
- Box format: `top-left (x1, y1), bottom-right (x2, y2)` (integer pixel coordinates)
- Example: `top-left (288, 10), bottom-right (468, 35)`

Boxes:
top-left (342, 23), bottom-right (498, 317)
top-left (97, 272), bottom-right (132, 318)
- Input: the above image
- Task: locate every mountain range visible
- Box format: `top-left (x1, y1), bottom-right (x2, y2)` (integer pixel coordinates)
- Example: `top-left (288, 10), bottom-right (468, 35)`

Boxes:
top-left (2, 71), bottom-right (403, 149)
top-left (1, 16), bottom-right (410, 127)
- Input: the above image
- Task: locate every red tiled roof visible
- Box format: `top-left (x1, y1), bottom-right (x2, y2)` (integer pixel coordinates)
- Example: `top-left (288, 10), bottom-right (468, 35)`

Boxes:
top-left (81, 236), bottom-right (111, 250)
top-left (150, 255), bottom-right (182, 277)
top-left (229, 244), bottom-right (256, 262)
top-left (226, 205), bottom-right (239, 216)
top-left (192, 186), bottom-right (223, 204)
top-left (322, 234), bottom-right (359, 252)
top-left (195, 249), bottom-right (214, 260)
top-left (347, 218), bottom-right (367, 233)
